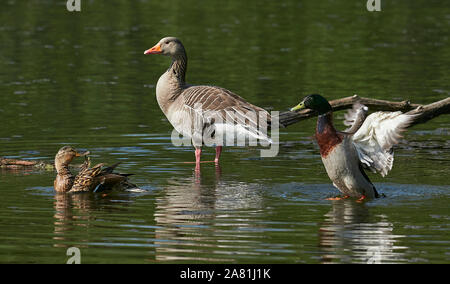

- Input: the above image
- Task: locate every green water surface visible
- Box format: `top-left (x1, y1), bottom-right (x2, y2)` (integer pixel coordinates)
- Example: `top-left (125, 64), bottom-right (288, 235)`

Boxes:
top-left (0, 0), bottom-right (449, 263)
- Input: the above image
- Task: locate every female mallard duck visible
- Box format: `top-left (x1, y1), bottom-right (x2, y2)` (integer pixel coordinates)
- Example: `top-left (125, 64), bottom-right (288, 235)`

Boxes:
top-left (144, 37), bottom-right (275, 169)
top-left (290, 94), bottom-right (416, 201)
top-left (54, 146), bottom-right (137, 193)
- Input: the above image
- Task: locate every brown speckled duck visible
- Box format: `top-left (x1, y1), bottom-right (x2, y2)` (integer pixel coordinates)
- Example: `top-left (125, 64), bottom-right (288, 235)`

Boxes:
top-left (54, 146), bottom-right (137, 193)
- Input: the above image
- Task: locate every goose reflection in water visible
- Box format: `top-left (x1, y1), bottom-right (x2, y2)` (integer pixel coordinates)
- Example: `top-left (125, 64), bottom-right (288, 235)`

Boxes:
top-left (154, 165), bottom-right (266, 262)
top-left (319, 201), bottom-right (407, 264)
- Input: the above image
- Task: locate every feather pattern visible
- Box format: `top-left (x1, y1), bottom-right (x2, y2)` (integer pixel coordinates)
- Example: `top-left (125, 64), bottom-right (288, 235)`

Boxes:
top-left (167, 86), bottom-right (272, 145)
top-left (68, 161), bottom-right (137, 193)
top-left (343, 102), bottom-right (369, 133)
top-left (352, 111), bottom-right (416, 177)
top-left (70, 162), bottom-right (105, 192)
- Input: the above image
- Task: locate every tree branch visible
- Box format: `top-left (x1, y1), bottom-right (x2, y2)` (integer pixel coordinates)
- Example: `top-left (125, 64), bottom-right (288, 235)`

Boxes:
top-left (279, 95), bottom-right (450, 128)
top-left (405, 97), bottom-right (450, 128)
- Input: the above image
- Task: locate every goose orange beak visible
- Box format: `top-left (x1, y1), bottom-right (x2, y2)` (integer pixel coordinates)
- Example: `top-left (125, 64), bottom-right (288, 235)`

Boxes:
top-left (144, 44), bottom-right (162, 55)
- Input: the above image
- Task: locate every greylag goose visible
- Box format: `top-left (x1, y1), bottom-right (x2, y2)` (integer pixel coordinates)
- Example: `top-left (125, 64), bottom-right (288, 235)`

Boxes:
top-left (144, 37), bottom-right (273, 168)
top-left (290, 94), bottom-right (416, 201)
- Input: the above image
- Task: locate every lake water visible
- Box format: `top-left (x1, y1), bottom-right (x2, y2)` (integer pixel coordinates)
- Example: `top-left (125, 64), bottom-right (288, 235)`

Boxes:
top-left (0, 0), bottom-right (449, 264)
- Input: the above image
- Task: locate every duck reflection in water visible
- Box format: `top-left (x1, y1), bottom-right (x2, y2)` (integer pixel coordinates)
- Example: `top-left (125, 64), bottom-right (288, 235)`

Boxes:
top-left (319, 200), bottom-right (407, 263)
top-left (53, 192), bottom-right (94, 245)
top-left (52, 190), bottom-right (134, 248)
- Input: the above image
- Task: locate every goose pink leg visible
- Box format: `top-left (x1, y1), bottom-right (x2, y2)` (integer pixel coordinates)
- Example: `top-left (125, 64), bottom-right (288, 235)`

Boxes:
top-left (195, 148), bottom-right (202, 172)
top-left (214, 146), bottom-right (222, 164)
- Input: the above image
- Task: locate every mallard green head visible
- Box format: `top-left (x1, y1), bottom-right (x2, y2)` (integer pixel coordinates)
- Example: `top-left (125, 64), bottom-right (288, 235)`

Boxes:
top-left (290, 94), bottom-right (332, 115)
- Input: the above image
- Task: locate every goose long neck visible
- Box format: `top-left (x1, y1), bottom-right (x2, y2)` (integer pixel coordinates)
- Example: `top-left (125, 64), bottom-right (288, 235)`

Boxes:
top-left (169, 51), bottom-right (187, 84)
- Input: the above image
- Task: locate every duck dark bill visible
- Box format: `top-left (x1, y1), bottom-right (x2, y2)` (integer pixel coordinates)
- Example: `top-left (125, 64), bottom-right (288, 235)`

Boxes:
top-left (290, 101), bottom-right (305, 112)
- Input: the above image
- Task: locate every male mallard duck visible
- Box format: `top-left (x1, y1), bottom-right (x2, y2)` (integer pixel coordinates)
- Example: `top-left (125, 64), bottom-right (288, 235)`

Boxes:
top-left (290, 94), bottom-right (416, 201)
top-left (54, 146), bottom-right (137, 193)
top-left (144, 37), bottom-right (278, 169)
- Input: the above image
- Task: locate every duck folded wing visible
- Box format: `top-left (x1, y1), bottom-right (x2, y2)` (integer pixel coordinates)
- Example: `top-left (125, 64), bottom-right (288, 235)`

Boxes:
top-left (351, 111), bottom-right (416, 177)
top-left (69, 163), bottom-right (104, 192)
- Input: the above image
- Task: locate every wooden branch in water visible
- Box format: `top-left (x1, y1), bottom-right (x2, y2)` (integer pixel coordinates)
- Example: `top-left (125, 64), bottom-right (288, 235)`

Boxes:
top-left (279, 95), bottom-right (450, 128)
top-left (0, 158), bottom-right (37, 166)
top-left (0, 157), bottom-right (86, 170)
top-left (405, 97), bottom-right (450, 128)
top-left (0, 158), bottom-right (56, 170)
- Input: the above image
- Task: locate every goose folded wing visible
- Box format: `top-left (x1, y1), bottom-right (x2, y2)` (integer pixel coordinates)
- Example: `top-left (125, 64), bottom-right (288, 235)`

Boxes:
top-left (182, 86), bottom-right (272, 141)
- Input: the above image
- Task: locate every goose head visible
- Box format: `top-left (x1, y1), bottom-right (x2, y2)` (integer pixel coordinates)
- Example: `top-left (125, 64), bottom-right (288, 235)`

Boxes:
top-left (54, 146), bottom-right (89, 173)
top-left (291, 94), bottom-right (332, 115)
top-left (144, 37), bottom-right (186, 58)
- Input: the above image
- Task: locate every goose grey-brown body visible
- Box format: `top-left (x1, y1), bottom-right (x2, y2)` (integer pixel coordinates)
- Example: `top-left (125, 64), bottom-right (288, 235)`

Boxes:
top-left (156, 76), bottom-right (270, 145)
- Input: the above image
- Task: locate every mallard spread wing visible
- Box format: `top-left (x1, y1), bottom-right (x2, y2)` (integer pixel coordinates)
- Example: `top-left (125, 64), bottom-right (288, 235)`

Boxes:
top-left (351, 111), bottom-right (415, 177)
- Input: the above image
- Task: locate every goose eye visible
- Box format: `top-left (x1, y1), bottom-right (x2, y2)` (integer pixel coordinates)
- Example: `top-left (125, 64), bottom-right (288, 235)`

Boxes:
top-left (165, 41), bottom-right (170, 45)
